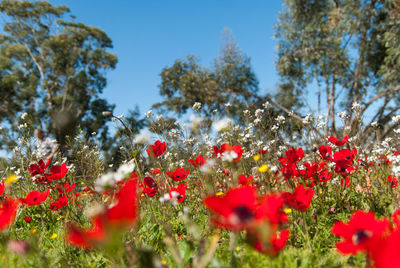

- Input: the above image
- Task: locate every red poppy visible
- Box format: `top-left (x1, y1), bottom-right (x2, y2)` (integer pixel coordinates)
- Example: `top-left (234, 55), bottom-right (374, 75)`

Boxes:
top-left (149, 168), bottom-right (161, 176)
top-left (331, 211), bottom-right (390, 255)
top-left (188, 154), bottom-right (208, 168)
top-left (385, 175), bottom-right (398, 188)
top-left (49, 195), bottom-right (68, 211)
top-left (368, 229), bottom-right (400, 268)
top-left (256, 194), bottom-right (288, 225)
top-left (213, 144), bottom-right (243, 163)
top-left (333, 148), bottom-right (357, 175)
top-left (328, 135), bottom-right (349, 146)
top-left (28, 159), bottom-right (51, 177)
top-left (169, 184), bottom-right (188, 203)
top-left (48, 163), bottom-right (68, 181)
top-left (24, 216), bottom-right (31, 223)
top-left (282, 185), bottom-right (314, 211)
top-left (318, 145), bottom-right (333, 161)
top-left (106, 178), bottom-right (139, 227)
top-left (0, 198), bottom-right (19, 231)
top-left (21, 189), bottom-right (50, 207)
top-left (341, 176), bottom-right (351, 187)
top-left (251, 229), bottom-right (290, 256)
top-left (204, 186), bottom-right (258, 230)
top-left (66, 178), bottom-right (139, 249)
top-left (166, 168), bottom-right (190, 182)
top-left (279, 147), bottom-right (304, 165)
top-left (56, 182), bottom-right (76, 194)
top-left (238, 174), bottom-right (254, 185)
top-left (0, 181), bottom-right (4, 196)
top-left (141, 177), bottom-right (158, 197)
top-left (146, 140), bottom-right (166, 157)
top-left (67, 216), bottom-right (107, 249)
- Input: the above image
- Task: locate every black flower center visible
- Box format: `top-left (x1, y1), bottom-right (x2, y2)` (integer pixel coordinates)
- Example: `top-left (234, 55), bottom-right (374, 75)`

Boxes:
top-left (233, 205), bottom-right (255, 224)
top-left (352, 230), bottom-right (372, 245)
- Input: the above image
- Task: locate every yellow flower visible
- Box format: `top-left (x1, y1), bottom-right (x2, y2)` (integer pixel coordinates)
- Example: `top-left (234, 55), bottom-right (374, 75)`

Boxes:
top-left (236, 246), bottom-right (241, 252)
top-left (50, 233), bottom-right (58, 239)
top-left (284, 208), bottom-right (292, 214)
top-left (5, 174), bottom-right (18, 185)
top-left (31, 229), bottom-right (37, 235)
top-left (1, 256), bottom-right (4, 260)
top-left (57, 217), bottom-right (61, 221)
top-left (253, 154), bottom-right (260, 161)
top-left (161, 259), bottom-right (167, 265)
top-left (216, 192), bottom-right (224, 196)
top-left (258, 164), bottom-right (268, 173)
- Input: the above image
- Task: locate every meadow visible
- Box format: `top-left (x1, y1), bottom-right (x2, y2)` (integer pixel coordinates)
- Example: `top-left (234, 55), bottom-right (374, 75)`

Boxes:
top-left (0, 104), bottom-right (399, 268)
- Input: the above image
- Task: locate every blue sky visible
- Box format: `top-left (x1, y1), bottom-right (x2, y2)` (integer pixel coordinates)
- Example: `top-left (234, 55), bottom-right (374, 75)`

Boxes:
top-left (50, 0), bottom-right (284, 117)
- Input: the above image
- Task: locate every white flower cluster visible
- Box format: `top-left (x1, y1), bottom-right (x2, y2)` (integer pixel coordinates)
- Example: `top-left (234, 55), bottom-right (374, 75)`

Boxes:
top-left (213, 118), bottom-right (231, 132)
top-left (95, 160), bottom-right (135, 192)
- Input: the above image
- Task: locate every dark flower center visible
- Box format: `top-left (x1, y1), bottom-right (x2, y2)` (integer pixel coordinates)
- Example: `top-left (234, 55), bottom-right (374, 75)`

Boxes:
top-left (352, 230), bottom-right (372, 245)
top-left (233, 205), bottom-right (254, 224)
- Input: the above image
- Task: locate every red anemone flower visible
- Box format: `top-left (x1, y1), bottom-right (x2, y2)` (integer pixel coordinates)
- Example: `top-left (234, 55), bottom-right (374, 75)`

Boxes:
top-left (251, 229), bottom-right (290, 256)
top-left (28, 159), bottom-right (51, 177)
top-left (48, 163), bottom-right (68, 181)
top-left (331, 211), bottom-right (390, 255)
top-left (318, 145), bottom-right (333, 161)
top-left (213, 144), bottom-right (243, 163)
top-left (238, 174), bottom-right (254, 185)
top-left (0, 198), bottom-right (19, 231)
top-left (282, 185), bottom-right (315, 211)
top-left (279, 147), bottom-right (304, 165)
top-left (142, 177), bottom-right (158, 197)
top-left (21, 189), bottom-right (50, 207)
top-left (66, 178), bottom-right (139, 249)
top-left (169, 184), bottom-right (188, 203)
top-left (66, 216), bottom-right (107, 249)
top-left (188, 154), bottom-right (208, 168)
top-left (368, 229), bottom-right (400, 268)
top-left (256, 194), bottom-right (288, 225)
top-left (146, 140), bottom-right (166, 157)
top-left (0, 181), bottom-right (4, 196)
top-left (328, 135), bottom-right (349, 146)
top-left (49, 195), bottom-right (68, 211)
top-left (204, 186), bottom-right (258, 230)
top-left (166, 168), bottom-right (190, 182)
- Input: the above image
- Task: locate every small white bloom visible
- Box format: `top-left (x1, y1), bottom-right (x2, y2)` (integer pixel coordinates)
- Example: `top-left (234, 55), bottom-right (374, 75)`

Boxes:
top-left (221, 151), bottom-right (238, 162)
top-left (20, 112), bottom-right (28, 120)
top-left (213, 118), bottom-right (231, 132)
top-left (192, 102), bottom-right (202, 110)
top-left (371, 121), bottom-right (378, 127)
top-left (133, 129), bottom-right (150, 144)
top-left (145, 110), bottom-right (153, 118)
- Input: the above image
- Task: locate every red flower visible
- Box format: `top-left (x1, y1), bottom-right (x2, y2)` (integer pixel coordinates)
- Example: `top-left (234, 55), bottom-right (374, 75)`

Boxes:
top-left (279, 147), bottom-right (304, 165)
top-left (67, 216), bottom-right (107, 249)
top-left (368, 229), bottom-right (400, 268)
top-left (28, 159), bottom-right (51, 177)
top-left (238, 174), bottom-right (254, 185)
top-left (333, 148), bottom-right (357, 175)
top-left (141, 177), bottom-right (158, 197)
top-left (56, 182), bottom-right (76, 194)
top-left (318, 145), bottom-right (333, 161)
top-left (146, 140), bottom-right (166, 157)
top-left (213, 144), bottom-right (243, 163)
top-left (0, 181), bottom-right (4, 196)
top-left (106, 178), bottom-right (139, 227)
top-left (251, 229), bottom-right (290, 256)
top-left (169, 184), bottom-right (188, 203)
top-left (48, 163), bottom-right (68, 181)
top-left (49, 195), bottom-right (68, 211)
top-left (328, 135), bottom-right (349, 146)
top-left (341, 176), bottom-right (351, 187)
top-left (204, 186), bottom-right (258, 230)
top-left (24, 216), bottom-right (31, 223)
top-left (21, 189), bottom-right (50, 207)
top-left (149, 168), bottom-right (161, 176)
top-left (282, 185), bottom-right (314, 211)
top-left (66, 178), bottom-right (139, 249)
top-left (0, 198), bottom-right (19, 231)
top-left (166, 168), bottom-right (190, 182)
top-left (256, 194), bottom-right (288, 225)
top-left (331, 211), bottom-right (390, 255)
top-left (188, 154), bottom-right (208, 168)
top-left (385, 175), bottom-right (398, 188)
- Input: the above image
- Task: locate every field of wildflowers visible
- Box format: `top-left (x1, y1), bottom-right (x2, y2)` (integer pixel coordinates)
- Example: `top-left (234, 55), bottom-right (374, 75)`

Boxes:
top-left (1, 103), bottom-right (400, 267)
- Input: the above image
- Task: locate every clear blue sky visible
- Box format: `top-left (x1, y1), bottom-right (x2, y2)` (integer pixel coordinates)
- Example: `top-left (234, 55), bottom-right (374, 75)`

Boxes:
top-left (50, 0), bottom-right (284, 117)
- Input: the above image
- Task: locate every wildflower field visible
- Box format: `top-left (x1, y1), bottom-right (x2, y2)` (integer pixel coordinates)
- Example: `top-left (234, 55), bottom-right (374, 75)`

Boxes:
top-left (1, 105), bottom-right (400, 268)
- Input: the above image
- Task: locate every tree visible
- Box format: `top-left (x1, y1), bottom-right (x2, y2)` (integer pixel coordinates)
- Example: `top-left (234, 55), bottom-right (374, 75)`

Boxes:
top-left (275, 0), bottom-right (400, 140)
top-left (153, 29), bottom-right (261, 123)
top-left (0, 0), bottom-right (117, 152)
